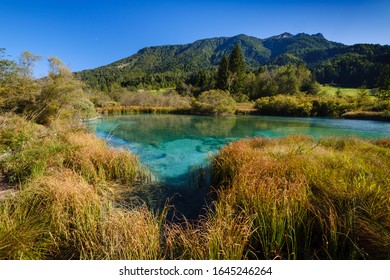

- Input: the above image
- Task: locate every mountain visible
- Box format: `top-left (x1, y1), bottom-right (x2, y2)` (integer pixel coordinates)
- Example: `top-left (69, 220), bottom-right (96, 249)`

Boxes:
top-left (76, 33), bottom-right (390, 90)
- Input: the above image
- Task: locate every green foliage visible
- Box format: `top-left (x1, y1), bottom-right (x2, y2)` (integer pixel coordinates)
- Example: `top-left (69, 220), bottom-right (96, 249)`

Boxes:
top-left (313, 45), bottom-right (390, 88)
top-left (120, 90), bottom-right (190, 108)
top-left (0, 50), bottom-right (96, 124)
top-left (255, 94), bottom-right (360, 117)
top-left (246, 64), bottom-right (320, 99)
top-left (216, 55), bottom-right (229, 91)
top-left (375, 90), bottom-right (390, 100)
top-left (192, 90), bottom-right (236, 115)
top-left (255, 94), bottom-right (313, 116)
top-left (0, 115), bottom-right (45, 153)
top-left (32, 57), bottom-right (87, 124)
top-left (79, 32), bottom-right (390, 93)
top-left (0, 50), bottom-right (40, 114)
top-left (263, 32), bottom-right (341, 58)
top-left (228, 44), bottom-right (246, 96)
top-left (77, 33), bottom-right (390, 92)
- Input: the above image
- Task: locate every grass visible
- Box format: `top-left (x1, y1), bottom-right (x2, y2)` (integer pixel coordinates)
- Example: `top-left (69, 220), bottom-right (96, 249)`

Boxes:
top-left (0, 115), bottom-right (148, 186)
top-left (342, 111), bottom-right (390, 122)
top-left (320, 85), bottom-right (360, 97)
top-left (1, 114), bottom-right (389, 259)
top-left (96, 105), bottom-right (191, 115)
top-left (0, 115), bottom-right (161, 259)
top-left (0, 170), bottom-right (164, 259)
top-left (210, 135), bottom-right (390, 259)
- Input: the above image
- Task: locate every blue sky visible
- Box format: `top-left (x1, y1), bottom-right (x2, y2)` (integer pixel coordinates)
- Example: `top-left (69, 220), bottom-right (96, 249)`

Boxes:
top-left (1, 0), bottom-right (389, 76)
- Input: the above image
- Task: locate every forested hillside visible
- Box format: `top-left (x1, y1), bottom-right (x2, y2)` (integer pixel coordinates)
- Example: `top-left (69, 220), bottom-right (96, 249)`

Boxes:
top-left (75, 33), bottom-right (390, 91)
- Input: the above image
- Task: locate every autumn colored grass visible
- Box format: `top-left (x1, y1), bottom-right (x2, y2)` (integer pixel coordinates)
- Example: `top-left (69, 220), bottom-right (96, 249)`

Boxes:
top-left (96, 106), bottom-right (191, 116)
top-left (0, 115), bottom-right (160, 259)
top-left (1, 115), bottom-right (389, 259)
top-left (208, 135), bottom-right (390, 259)
top-left (342, 110), bottom-right (390, 121)
top-left (0, 170), bottom-right (164, 259)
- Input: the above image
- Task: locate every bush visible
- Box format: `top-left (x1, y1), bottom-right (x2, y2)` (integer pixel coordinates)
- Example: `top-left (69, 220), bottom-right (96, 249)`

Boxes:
top-left (254, 94), bottom-right (313, 116)
top-left (255, 94), bottom-right (360, 117)
top-left (119, 90), bottom-right (191, 108)
top-left (311, 95), bottom-right (355, 117)
top-left (0, 115), bottom-right (46, 153)
top-left (191, 90), bottom-right (236, 115)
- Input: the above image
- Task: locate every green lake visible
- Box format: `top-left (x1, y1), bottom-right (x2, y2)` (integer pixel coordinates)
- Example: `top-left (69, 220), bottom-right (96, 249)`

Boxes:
top-left (87, 114), bottom-right (390, 217)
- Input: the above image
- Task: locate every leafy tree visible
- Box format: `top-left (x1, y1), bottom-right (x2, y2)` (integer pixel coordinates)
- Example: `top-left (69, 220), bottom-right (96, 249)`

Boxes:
top-left (375, 65), bottom-right (390, 100)
top-left (216, 55), bottom-right (229, 91)
top-left (0, 49), bottom-right (40, 114)
top-left (274, 65), bottom-right (300, 95)
top-left (32, 57), bottom-right (89, 124)
top-left (18, 51), bottom-right (41, 77)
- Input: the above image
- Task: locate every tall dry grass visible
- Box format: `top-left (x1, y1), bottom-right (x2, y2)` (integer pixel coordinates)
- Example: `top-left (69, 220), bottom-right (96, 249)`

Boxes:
top-left (0, 115), bottom-right (161, 259)
top-left (0, 170), bottom-right (163, 259)
top-left (208, 135), bottom-right (390, 259)
top-left (1, 115), bottom-right (389, 259)
top-left (1, 115), bottom-right (148, 187)
top-left (165, 203), bottom-right (253, 260)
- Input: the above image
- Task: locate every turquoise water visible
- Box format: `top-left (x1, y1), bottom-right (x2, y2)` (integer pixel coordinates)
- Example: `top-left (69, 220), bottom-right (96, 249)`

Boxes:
top-left (87, 114), bottom-right (390, 188)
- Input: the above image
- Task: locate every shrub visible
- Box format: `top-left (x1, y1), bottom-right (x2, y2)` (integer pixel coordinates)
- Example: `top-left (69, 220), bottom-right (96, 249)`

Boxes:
top-left (191, 90), bottom-right (236, 115)
top-left (311, 95), bottom-right (355, 117)
top-left (254, 94), bottom-right (313, 116)
top-left (119, 90), bottom-right (191, 108)
top-left (0, 114), bottom-right (46, 153)
top-left (254, 94), bottom-right (360, 117)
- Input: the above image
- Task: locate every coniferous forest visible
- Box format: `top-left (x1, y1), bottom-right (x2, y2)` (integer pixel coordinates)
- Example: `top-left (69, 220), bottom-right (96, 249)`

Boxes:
top-left (76, 33), bottom-right (390, 95)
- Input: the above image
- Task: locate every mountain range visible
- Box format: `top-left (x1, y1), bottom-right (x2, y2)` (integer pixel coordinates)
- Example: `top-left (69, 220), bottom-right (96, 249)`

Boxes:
top-left (76, 33), bottom-right (390, 89)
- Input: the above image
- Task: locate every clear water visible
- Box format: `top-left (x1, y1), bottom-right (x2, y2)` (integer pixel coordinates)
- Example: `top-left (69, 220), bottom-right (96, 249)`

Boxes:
top-left (87, 114), bottom-right (390, 188)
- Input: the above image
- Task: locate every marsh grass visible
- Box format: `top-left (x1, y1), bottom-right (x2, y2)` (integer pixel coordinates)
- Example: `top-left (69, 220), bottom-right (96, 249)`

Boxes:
top-left (210, 135), bottom-right (390, 259)
top-left (63, 132), bottom-right (141, 185)
top-left (0, 115), bottom-right (162, 259)
top-left (0, 115), bottom-right (148, 187)
top-left (97, 106), bottom-right (191, 115)
top-left (165, 204), bottom-right (253, 260)
top-left (0, 170), bottom-right (164, 259)
top-left (1, 115), bottom-right (389, 259)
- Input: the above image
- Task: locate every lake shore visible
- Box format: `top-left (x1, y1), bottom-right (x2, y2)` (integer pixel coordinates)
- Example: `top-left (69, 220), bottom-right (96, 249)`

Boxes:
top-left (94, 104), bottom-right (390, 122)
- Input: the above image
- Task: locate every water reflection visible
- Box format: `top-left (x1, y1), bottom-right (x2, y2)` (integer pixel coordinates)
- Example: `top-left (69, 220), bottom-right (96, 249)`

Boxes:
top-left (86, 114), bottom-right (390, 218)
top-left (87, 114), bottom-right (390, 185)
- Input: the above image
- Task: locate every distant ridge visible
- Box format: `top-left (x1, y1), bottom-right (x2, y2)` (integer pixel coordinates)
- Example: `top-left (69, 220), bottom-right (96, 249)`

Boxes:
top-left (76, 33), bottom-right (390, 89)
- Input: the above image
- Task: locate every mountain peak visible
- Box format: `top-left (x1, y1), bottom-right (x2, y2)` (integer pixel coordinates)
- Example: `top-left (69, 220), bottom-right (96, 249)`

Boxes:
top-left (277, 32), bottom-right (293, 39)
top-left (313, 33), bottom-right (325, 38)
top-left (269, 32), bottom-right (326, 40)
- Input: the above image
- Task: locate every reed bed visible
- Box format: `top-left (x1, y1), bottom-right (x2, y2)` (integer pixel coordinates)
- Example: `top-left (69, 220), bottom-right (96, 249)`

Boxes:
top-left (0, 170), bottom-right (164, 259)
top-left (97, 106), bottom-right (191, 115)
top-left (1, 115), bottom-right (389, 259)
top-left (0, 115), bottom-right (161, 259)
top-left (208, 135), bottom-right (390, 259)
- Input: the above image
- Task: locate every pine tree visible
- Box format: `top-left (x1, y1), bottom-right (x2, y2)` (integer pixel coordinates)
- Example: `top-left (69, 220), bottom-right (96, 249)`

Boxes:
top-left (228, 44), bottom-right (246, 95)
top-left (216, 55), bottom-right (229, 91)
